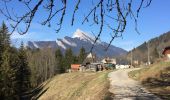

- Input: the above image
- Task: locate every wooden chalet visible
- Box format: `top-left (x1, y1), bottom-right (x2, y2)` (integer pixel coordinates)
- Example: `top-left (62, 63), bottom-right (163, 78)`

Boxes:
top-left (162, 46), bottom-right (170, 61)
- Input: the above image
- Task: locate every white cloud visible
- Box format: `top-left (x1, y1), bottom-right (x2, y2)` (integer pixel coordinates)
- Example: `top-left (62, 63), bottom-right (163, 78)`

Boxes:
top-left (11, 31), bottom-right (30, 39)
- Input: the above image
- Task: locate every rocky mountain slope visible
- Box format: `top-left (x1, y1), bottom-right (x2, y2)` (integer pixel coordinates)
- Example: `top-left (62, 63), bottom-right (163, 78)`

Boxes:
top-left (27, 29), bottom-right (127, 57)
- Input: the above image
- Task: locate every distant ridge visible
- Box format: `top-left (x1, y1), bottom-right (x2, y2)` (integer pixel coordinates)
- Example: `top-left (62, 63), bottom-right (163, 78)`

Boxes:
top-left (26, 29), bottom-right (127, 57)
top-left (126, 31), bottom-right (170, 63)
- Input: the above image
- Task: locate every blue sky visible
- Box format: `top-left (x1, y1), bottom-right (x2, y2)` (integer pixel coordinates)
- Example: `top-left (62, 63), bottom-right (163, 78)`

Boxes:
top-left (0, 0), bottom-right (170, 51)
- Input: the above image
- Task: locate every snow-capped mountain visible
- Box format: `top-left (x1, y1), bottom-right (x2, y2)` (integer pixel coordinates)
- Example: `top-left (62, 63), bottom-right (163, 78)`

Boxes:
top-left (26, 29), bottom-right (127, 57)
top-left (72, 29), bottom-right (96, 43)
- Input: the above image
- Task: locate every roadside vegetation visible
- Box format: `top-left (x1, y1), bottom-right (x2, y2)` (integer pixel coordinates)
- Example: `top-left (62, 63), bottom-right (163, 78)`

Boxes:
top-left (35, 71), bottom-right (113, 100)
top-left (129, 61), bottom-right (170, 99)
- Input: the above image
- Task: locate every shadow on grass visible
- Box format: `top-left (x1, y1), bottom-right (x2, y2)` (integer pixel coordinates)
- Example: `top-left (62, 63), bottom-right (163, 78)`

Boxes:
top-left (103, 92), bottom-right (114, 100)
top-left (142, 67), bottom-right (170, 100)
top-left (21, 84), bottom-right (49, 100)
top-left (31, 85), bottom-right (49, 100)
top-left (21, 79), bottom-right (51, 100)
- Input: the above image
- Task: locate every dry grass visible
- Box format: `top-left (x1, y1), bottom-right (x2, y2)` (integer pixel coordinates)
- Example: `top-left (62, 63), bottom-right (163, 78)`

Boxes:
top-left (129, 61), bottom-right (170, 99)
top-left (35, 71), bottom-right (112, 100)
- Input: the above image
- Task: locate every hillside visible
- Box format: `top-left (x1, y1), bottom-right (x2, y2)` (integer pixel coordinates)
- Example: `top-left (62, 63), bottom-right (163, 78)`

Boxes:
top-left (126, 31), bottom-right (170, 63)
top-left (32, 71), bottom-right (113, 100)
top-left (129, 62), bottom-right (170, 99)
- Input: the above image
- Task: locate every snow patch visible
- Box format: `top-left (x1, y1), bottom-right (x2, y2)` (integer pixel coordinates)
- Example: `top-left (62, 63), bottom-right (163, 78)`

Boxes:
top-left (72, 29), bottom-right (95, 43)
top-left (56, 40), bottom-right (66, 49)
top-left (33, 42), bottom-right (39, 48)
top-left (63, 38), bottom-right (77, 47)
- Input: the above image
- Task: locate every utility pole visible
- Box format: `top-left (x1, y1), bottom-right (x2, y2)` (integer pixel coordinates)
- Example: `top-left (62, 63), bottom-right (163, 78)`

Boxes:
top-left (147, 41), bottom-right (150, 65)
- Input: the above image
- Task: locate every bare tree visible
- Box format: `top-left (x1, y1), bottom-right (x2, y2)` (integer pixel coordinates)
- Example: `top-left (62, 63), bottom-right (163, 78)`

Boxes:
top-left (0, 0), bottom-right (152, 50)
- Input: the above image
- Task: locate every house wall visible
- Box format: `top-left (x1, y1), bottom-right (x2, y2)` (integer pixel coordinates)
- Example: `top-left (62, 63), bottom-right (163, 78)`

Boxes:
top-left (71, 64), bottom-right (80, 71)
top-left (167, 54), bottom-right (170, 60)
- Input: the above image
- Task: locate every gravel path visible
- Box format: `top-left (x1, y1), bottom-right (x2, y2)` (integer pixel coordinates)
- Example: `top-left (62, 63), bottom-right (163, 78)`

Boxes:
top-left (108, 68), bottom-right (161, 100)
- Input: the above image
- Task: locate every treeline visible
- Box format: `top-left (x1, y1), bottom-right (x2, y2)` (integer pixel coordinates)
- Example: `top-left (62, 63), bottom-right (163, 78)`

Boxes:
top-left (0, 22), bottom-right (31, 99)
top-left (0, 22), bottom-right (87, 99)
top-left (125, 31), bottom-right (170, 64)
top-left (27, 47), bottom-right (86, 87)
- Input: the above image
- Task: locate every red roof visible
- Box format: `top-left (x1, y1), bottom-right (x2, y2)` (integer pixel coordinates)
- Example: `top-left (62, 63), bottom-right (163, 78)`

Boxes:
top-left (162, 46), bottom-right (170, 55)
top-left (71, 64), bottom-right (80, 69)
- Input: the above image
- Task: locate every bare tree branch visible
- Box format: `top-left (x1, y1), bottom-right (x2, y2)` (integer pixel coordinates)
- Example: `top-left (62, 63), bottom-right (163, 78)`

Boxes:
top-left (0, 0), bottom-right (152, 50)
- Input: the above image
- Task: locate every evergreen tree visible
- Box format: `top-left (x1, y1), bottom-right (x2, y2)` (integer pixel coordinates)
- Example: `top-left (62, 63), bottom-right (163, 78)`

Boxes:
top-left (78, 47), bottom-right (86, 64)
top-left (55, 48), bottom-right (64, 73)
top-left (73, 56), bottom-right (78, 64)
top-left (64, 48), bottom-right (73, 70)
top-left (0, 23), bottom-right (3, 98)
top-left (17, 42), bottom-right (31, 99)
top-left (0, 48), bottom-right (16, 99)
top-left (0, 22), bottom-right (10, 66)
top-left (0, 22), bottom-right (17, 99)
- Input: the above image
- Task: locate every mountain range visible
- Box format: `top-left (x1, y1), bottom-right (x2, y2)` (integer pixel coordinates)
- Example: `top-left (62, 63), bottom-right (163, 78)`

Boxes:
top-left (26, 29), bottom-right (127, 57)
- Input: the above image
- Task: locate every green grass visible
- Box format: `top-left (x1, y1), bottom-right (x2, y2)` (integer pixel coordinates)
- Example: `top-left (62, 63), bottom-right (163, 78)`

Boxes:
top-left (129, 61), bottom-right (170, 99)
top-left (35, 71), bottom-right (113, 100)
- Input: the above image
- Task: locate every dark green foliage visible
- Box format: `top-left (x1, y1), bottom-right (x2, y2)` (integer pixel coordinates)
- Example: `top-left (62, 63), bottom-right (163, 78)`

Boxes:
top-left (54, 47), bottom-right (86, 73)
top-left (0, 48), bottom-right (17, 99)
top-left (55, 48), bottom-right (64, 73)
top-left (0, 22), bottom-right (17, 99)
top-left (73, 56), bottom-right (79, 64)
top-left (78, 47), bottom-right (86, 64)
top-left (16, 42), bottom-right (31, 99)
top-left (63, 48), bottom-right (74, 69)
top-left (0, 22), bottom-right (10, 65)
top-left (0, 22), bottom-right (32, 99)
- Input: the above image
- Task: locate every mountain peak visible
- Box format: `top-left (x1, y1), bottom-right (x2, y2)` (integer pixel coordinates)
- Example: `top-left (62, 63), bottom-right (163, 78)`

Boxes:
top-left (72, 29), bottom-right (95, 43)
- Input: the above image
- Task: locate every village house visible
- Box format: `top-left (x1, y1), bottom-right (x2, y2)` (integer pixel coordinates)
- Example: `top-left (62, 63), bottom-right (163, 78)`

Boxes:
top-left (101, 57), bottom-right (116, 69)
top-left (83, 52), bottom-right (96, 64)
top-left (162, 46), bottom-right (170, 61)
top-left (71, 64), bottom-right (81, 71)
top-left (101, 57), bottom-right (116, 65)
top-left (70, 52), bottom-right (97, 72)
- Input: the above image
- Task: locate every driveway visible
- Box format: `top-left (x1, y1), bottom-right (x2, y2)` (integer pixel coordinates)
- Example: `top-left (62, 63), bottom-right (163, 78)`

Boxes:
top-left (108, 68), bottom-right (161, 100)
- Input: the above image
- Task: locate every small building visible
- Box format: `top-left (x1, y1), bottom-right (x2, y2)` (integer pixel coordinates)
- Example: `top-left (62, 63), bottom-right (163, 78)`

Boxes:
top-left (101, 57), bottom-right (116, 64)
top-left (162, 46), bottom-right (170, 61)
top-left (86, 63), bottom-right (103, 72)
top-left (83, 52), bottom-right (96, 64)
top-left (101, 57), bottom-right (116, 69)
top-left (71, 64), bottom-right (81, 71)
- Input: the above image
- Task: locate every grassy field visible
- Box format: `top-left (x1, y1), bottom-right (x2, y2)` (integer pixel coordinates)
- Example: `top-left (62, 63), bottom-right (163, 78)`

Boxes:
top-left (33, 71), bottom-right (113, 100)
top-left (129, 61), bottom-right (170, 99)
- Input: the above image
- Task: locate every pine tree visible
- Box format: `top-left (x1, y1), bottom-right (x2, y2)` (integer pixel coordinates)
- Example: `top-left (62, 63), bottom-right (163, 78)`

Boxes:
top-left (0, 23), bottom-right (3, 98)
top-left (55, 48), bottom-right (64, 73)
top-left (78, 47), bottom-right (86, 64)
top-left (0, 48), bottom-right (16, 99)
top-left (17, 42), bottom-right (31, 99)
top-left (0, 21), bottom-right (10, 66)
top-left (64, 48), bottom-right (73, 70)
top-left (0, 22), bottom-right (17, 99)
top-left (73, 56), bottom-right (78, 64)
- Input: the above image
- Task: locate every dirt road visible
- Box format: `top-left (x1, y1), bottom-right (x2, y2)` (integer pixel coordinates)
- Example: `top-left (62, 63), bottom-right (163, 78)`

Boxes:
top-left (108, 68), bottom-right (161, 100)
